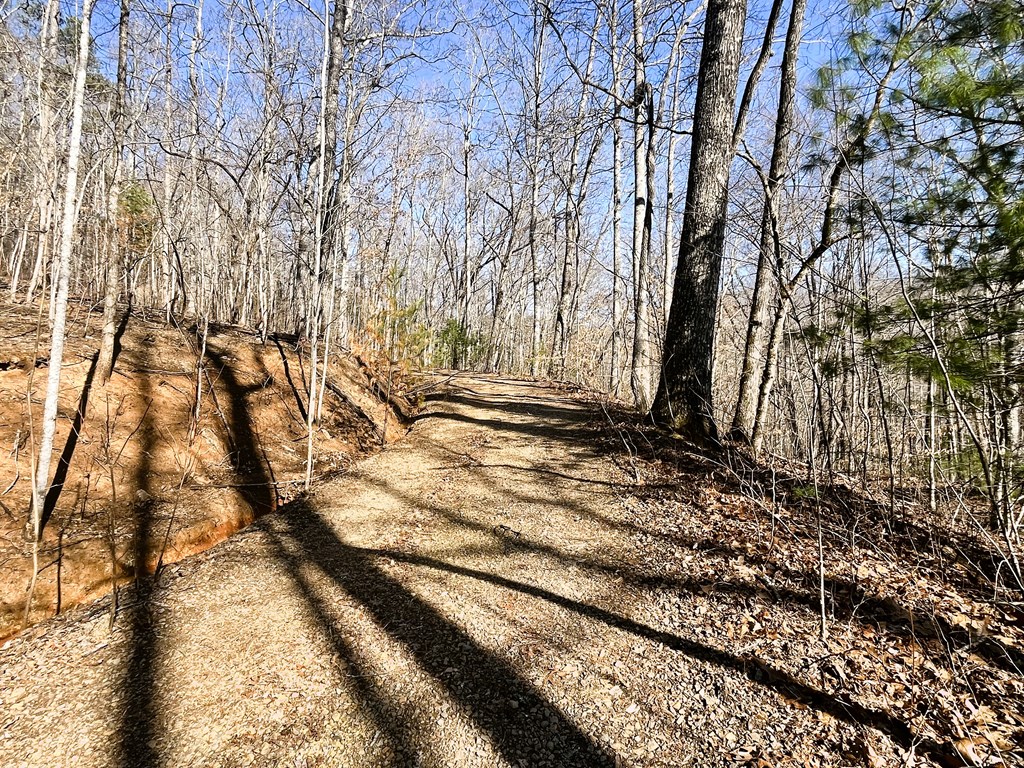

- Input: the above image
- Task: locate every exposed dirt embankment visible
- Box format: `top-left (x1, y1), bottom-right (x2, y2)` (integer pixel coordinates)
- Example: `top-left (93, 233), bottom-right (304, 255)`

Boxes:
top-left (0, 300), bottom-right (406, 639)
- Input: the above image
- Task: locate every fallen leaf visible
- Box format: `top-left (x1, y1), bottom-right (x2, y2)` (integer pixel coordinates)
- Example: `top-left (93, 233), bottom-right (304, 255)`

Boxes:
top-left (952, 737), bottom-right (986, 766)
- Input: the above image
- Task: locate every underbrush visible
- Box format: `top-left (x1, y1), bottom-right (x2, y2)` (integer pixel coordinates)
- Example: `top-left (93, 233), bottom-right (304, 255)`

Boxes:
top-left (596, 406), bottom-right (1024, 766)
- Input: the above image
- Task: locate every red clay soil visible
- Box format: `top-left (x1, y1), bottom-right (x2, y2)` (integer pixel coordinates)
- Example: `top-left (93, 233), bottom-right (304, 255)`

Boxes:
top-left (0, 299), bottom-right (402, 640)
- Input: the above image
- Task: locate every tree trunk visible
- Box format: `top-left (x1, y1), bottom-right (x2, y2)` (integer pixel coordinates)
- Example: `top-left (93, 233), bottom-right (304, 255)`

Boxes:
top-left (462, 122), bottom-right (472, 345)
top-left (97, 0), bottom-right (132, 386)
top-left (731, 0), bottom-right (806, 442)
top-left (528, 2), bottom-right (546, 378)
top-left (161, 0), bottom-right (176, 317)
top-left (651, 0), bottom-right (748, 439)
top-left (629, 0), bottom-right (655, 410)
top-left (305, 0), bottom-right (349, 491)
top-left (31, 0), bottom-right (97, 537)
top-left (24, 0), bottom-right (60, 306)
top-left (608, 0), bottom-right (624, 395)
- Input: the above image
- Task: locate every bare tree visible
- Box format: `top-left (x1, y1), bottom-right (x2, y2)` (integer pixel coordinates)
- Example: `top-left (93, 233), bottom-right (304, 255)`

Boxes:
top-left (30, 0), bottom-right (97, 538)
top-left (628, 0), bottom-right (655, 409)
top-left (653, 0), bottom-right (748, 439)
top-left (730, 0), bottom-right (806, 442)
top-left (97, 0), bottom-right (133, 386)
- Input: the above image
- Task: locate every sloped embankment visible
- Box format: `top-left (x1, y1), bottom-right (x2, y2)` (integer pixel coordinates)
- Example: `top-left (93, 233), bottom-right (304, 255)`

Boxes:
top-left (0, 300), bottom-right (404, 639)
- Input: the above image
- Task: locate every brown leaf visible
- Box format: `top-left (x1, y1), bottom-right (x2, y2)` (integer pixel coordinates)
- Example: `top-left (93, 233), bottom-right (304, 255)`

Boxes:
top-left (864, 742), bottom-right (885, 768)
top-left (728, 745), bottom-right (757, 764)
top-left (952, 736), bottom-right (987, 767)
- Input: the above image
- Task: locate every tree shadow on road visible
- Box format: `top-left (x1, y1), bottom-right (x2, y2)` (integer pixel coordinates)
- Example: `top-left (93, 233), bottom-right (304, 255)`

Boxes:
top-left (199, 363), bottom-right (615, 765)
top-left (357, 384), bottom-right (980, 765)
top-left (213, 340), bottom-right (420, 762)
top-left (339, 539), bottom-right (961, 766)
top-left (268, 498), bottom-right (618, 767)
top-left (116, 336), bottom-right (159, 768)
top-left (107, 368), bottom-right (977, 767)
top-left (205, 345), bottom-right (599, 765)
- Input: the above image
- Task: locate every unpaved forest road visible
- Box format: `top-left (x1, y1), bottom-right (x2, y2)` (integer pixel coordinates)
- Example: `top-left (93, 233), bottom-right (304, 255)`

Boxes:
top-left (1, 376), bottom-right (854, 767)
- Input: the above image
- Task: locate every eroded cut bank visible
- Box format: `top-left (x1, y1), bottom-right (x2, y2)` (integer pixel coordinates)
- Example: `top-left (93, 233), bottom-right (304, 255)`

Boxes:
top-left (0, 301), bottom-right (407, 641)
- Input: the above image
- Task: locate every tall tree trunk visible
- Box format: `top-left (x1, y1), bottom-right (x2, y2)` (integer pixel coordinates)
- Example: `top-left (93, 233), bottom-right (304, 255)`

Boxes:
top-left (629, 0), bottom-right (655, 410)
top-left (608, 0), bottom-right (624, 395)
top-left (652, 0), bottom-right (748, 439)
top-left (731, 0), bottom-right (806, 442)
top-left (24, 0), bottom-right (60, 305)
top-left (305, 0), bottom-right (349, 490)
top-left (461, 121), bottom-right (472, 346)
top-left (31, 0), bottom-right (97, 537)
top-left (528, 1), bottom-right (547, 377)
top-left (161, 0), bottom-right (176, 318)
top-left (97, 0), bottom-right (132, 386)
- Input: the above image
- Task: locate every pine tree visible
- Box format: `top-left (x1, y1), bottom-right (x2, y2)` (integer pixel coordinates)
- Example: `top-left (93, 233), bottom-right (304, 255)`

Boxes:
top-left (883, 0), bottom-right (1024, 538)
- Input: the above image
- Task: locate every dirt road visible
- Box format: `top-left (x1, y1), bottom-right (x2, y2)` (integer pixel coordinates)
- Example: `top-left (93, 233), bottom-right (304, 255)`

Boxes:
top-left (0, 375), bottom-right (866, 767)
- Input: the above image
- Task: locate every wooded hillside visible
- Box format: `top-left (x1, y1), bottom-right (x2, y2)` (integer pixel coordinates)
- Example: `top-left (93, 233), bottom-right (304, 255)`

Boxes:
top-left (0, 0), bottom-right (1021, 747)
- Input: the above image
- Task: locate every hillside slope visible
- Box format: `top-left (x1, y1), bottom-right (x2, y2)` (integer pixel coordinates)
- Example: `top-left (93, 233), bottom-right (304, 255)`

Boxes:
top-left (0, 300), bottom-right (403, 638)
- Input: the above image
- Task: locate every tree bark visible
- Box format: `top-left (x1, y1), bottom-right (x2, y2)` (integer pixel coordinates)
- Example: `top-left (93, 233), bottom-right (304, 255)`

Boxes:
top-left (629, 0), bottom-right (655, 410)
top-left (97, 0), bottom-right (132, 386)
top-left (731, 0), bottom-right (806, 442)
top-left (31, 0), bottom-right (97, 537)
top-left (651, 0), bottom-right (748, 439)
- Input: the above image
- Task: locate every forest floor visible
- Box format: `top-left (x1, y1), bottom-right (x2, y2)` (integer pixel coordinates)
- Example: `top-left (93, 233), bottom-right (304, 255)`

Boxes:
top-left (1, 373), bottom-right (1022, 767)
